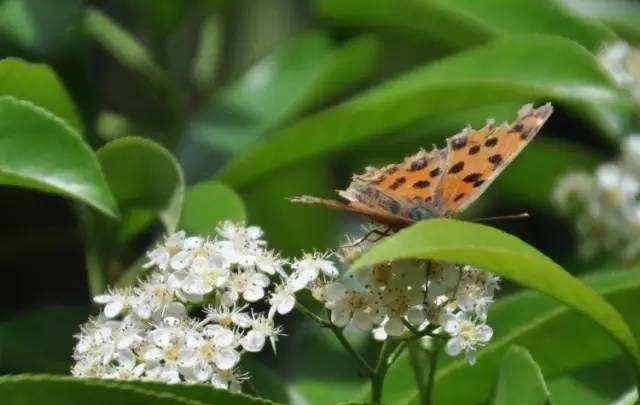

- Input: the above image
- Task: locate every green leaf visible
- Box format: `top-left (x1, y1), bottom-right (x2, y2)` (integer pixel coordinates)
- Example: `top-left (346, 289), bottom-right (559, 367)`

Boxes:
top-left (366, 268), bottom-right (640, 405)
top-left (559, 0), bottom-right (640, 45)
top-left (351, 219), bottom-right (640, 373)
top-left (314, 0), bottom-right (615, 51)
top-left (0, 307), bottom-right (88, 374)
top-left (97, 137), bottom-right (185, 232)
top-left (0, 58), bottom-right (83, 132)
top-left (219, 35), bottom-right (632, 188)
top-left (492, 346), bottom-right (553, 405)
top-left (548, 358), bottom-right (635, 405)
top-left (0, 96), bottom-right (118, 218)
top-left (84, 7), bottom-right (169, 89)
top-left (186, 31), bottom-right (379, 160)
top-left (191, 13), bottom-right (222, 89)
top-left (82, 137), bottom-right (184, 294)
top-left (0, 375), bottom-right (285, 405)
top-left (0, 375), bottom-right (206, 405)
top-left (218, 31), bottom-right (377, 127)
top-left (179, 181), bottom-right (246, 236)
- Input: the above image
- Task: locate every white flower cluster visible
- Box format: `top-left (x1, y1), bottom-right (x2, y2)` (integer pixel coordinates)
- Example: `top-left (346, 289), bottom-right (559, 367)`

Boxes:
top-left (598, 41), bottom-right (640, 103)
top-left (72, 222), bottom-right (300, 390)
top-left (300, 232), bottom-right (500, 365)
top-left (554, 135), bottom-right (640, 261)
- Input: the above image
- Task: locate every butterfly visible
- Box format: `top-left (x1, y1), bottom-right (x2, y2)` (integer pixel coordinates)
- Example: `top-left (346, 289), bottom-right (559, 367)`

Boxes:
top-left (292, 103), bottom-right (553, 230)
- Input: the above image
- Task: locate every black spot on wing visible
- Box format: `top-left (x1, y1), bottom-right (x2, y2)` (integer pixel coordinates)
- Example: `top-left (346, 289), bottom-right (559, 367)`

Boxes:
top-left (412, 180), bottom-right (430, 189)
top-left (430, 167), bottom-right (442, 178)
top-left (448, 162), bottom-right (464, 174)
top-left (485, 137), bottom-right (498, 147)
top-left (389, 177), bottom-right (406, 190)
top-left (463, 173), bottom-right (482, 183)
top-left (488, 154), bottom-right (503, 167)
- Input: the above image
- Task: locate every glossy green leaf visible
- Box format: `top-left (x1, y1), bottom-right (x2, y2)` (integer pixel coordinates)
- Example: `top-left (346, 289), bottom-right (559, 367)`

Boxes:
top-left (559, 0), bottom-right (640, 45)
top-left (492, 346), bottom-right (553, 405)
top-left (365, 268), bottom-right (640, 405)
top-left (219, 35), bottom-right (632, 188)
top-left (98, 137), bottom-right (185, 232)
top-left (315, 0), bottom-right (615, 51)
top-left (0, 375), bottom-right (284, 405)
top-left (82, 137), bottom-right (184, 294)
top-left (0, 306), bottom-right (88, 374)
top-left (0, 96), bottom-right (117, 218)
top-left (352, 219), bottom-right (640, 374)
top-left (179, 181), bottom-right (246, 236)
top-left (0, 58), bottom-right (83, 132)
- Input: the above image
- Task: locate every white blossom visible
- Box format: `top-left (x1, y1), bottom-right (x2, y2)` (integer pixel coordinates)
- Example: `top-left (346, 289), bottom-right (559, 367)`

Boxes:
top-left (302, 229), bottom-right (499, 365)
top-left (443, 312), bottom-right (493, 365)
top-left (598, 41), bottom-right (640, 103)
top-left (240, 314), bottom-right (282, 353)
top-left (93, 288), bottom-right (134, 319)
top-left (290, 252), bottom-right (339, 289)
top-left (73, 223), bottom-right (297, 391)
top-left (554, 134), bottom-right (640, 261)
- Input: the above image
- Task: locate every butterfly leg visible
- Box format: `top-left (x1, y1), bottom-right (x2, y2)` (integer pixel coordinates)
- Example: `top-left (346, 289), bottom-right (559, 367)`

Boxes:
top-left (342, 226), bottom-right (393, 248)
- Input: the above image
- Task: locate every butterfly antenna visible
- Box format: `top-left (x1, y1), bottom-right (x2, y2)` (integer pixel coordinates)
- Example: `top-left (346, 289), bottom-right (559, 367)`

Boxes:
top-left (471, 212), bottom-right (530, 223)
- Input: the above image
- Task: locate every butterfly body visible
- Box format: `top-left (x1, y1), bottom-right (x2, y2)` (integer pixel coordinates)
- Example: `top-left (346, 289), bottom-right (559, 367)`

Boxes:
top-left (292, 103), bottom-right (553, 228)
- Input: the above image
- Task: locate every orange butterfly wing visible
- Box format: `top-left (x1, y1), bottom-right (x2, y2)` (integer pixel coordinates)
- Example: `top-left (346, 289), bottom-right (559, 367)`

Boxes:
top-left (338, 147), bottom-right (448, 220)
top-left (293, 102), bottom-right (553, 225)
top-left (432, 103), bottom-right (552, 214)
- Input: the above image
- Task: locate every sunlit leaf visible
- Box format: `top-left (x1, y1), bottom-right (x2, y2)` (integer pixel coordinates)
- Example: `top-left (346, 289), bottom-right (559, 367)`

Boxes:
top-left (315, 0), bottom-right (615, 51)
top-left (352, 219), bottom-right (640, 375)
top-left (220, 35), bottom-right (632, 188)
top-left (0, 58), bottom-right (83, 132)
top-left (559, 0), bottom-right (640, 45)
top-left (0, 96), bottom-right (117, 218)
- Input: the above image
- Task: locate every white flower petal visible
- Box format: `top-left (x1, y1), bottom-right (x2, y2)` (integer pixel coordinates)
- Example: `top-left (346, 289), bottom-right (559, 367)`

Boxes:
top-left (214, 347), bottom-right (240, 370)
top-left (104, 301), bottom-right (124, 318)
top-left (243, 285), bottom-right (264, 302)
top-left (277, 295), bottom-right (296, 315)
top-left (445, 337), bottom-right (464, 356)
top-left (241, 330), bottom-right (266, 352)
top-left (330, 306), bottom-right (350, 327)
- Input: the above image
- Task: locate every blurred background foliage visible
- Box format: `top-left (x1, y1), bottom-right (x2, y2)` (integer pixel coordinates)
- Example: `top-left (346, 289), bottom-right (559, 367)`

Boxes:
top-left (1, 0), bottom-right (640, 404)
